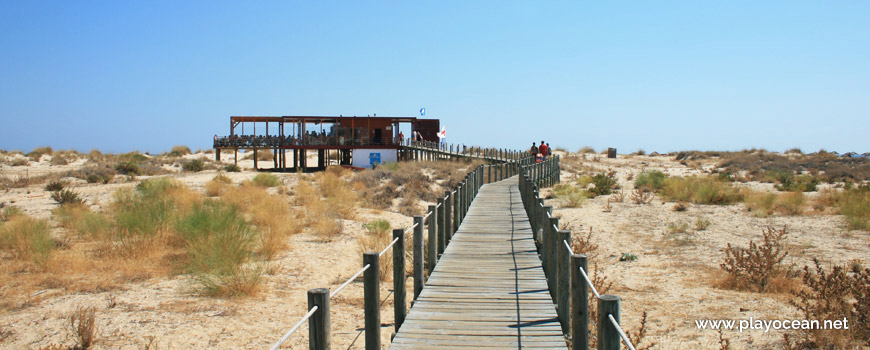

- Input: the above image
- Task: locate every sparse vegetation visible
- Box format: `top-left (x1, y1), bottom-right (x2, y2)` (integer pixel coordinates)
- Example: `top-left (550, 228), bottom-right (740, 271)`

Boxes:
top-left (630, 188), bottom-right (654, 204)
top-left (660, 176), bottom-right (743, 205)
top-left (45, 180), bottom-right (66, 192)
top-left (694, 217), bottom-right (711, 231)
top-left (833, 186), bottom-right (870, 231)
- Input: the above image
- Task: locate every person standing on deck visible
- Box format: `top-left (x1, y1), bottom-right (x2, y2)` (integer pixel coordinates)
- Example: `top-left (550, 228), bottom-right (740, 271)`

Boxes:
top-left (530, 142), bottom-right (538, 156)
top-left (539, 141), bottom-right (549, 159)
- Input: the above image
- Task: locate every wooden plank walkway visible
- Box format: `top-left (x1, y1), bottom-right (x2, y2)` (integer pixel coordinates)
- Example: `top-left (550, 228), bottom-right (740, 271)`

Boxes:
top-left (390, 177), bottom-right (567, 349)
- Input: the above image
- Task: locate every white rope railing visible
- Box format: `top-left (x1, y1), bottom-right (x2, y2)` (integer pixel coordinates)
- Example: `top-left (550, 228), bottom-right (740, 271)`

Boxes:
top-left (269, 305), bottom-right (319, 350)
top-left (379, 236), bottom-right (400, 257)
top-left (330, 264), bottom-right (371, 298)
top-left (423, 211), bottom-right (432, 220)
top-left (577, 263), bottom-right (600, 298)
top-left (563, 239), bottom-right (573, 255)
top-left (608, 314), bottom-right (638, 350)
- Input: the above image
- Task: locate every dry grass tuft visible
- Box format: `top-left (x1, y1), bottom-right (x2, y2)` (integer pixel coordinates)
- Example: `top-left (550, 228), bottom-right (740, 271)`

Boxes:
top-left (69, 305), bottom-right (97, 349)
top-left (661, 176), bottom-right (742, 205)
top-left (358, 220), bottom-right (393, 281)
top-left (0, 215), bottom-right (54, 271)
top-left (205, 173), bottom-right (232, 197)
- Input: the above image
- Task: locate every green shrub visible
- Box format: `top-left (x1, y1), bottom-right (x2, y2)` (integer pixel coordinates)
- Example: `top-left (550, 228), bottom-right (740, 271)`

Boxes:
top-left (590, 173), bottom-right (617, 196)
top-left (26, 146), bottom-right (53, 161)
top-left (224, 164), bottom-right (241, 172)
top-left (251, 173), bottom-right (280, 187)
top-left (181, 159), bottom-right (205, 172)
top-left (113, 179), bottom-right (180, 241)
top-left (115, 161), bottom-right (139, 175)
top-left (635, 170), bottom-right (667, 191)
top-left (51, 189), bottom-right (84, 206)
top-left (176, 200), bottom-right (261, 296)
top-left (661, 176), bottom-right (743, 205)
top-left (0, 216), bottom-right (54, 270)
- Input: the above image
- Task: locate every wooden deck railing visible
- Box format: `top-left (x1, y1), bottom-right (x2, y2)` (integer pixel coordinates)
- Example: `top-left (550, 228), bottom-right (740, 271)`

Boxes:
top-left (519, 157), bottom-right (636, 350)
top-left (270, 143), bottom-right (534, 350)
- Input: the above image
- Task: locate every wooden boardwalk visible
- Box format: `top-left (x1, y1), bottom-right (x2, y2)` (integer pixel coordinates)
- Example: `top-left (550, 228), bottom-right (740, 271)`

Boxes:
top-left (390, 177), bottom-right (568, 349)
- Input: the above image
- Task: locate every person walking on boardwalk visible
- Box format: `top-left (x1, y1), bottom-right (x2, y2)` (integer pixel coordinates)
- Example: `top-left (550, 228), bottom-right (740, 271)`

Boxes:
top-left (530, 142), bottom-right (538, 156)
top-left (539, 141), bottom-right (549, 159)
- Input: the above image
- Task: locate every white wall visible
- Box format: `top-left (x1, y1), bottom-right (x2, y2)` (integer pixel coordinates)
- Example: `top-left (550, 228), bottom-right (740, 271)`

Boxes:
top-left (352, 149), bottom-right (398, 168)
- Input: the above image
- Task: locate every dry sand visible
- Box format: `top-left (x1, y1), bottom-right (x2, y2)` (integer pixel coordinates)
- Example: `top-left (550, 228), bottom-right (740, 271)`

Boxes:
top-left (0, 151), bottom-right (867, 349)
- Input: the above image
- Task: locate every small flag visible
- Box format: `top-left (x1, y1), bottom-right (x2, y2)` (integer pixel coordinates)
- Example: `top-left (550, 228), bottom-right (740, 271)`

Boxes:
top-left (438, 126), bottom-right (446, 139)
top-left (420, 108), bottom-right (426, 116)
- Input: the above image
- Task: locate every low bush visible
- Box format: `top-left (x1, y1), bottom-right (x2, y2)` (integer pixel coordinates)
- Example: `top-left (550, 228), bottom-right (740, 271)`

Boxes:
top-left (634, 170), bottom-right (667, 191)
top-left (86, 173), bottom-right (112, 184)
top-left (224, 164), bottom-right (242, 172)
top-left (115, 161), bottom-right (139, 175)
top-left (720, 226), bottom-right (789, 293)
top-left (251, 173), bottom-right (280, 187)
top-left (0, 216), bottom-right (54, 270)
top-left (789, 259), bottom-right (870, 348)
top-left (552, 184), bottom-right (587, 208)
top-left (181, 159), bottom-right (205, 172)
top-left (589, 173), bottom-right (617, 196)
top-left (176, 200), bottom-right (261, 297)
top-left (69, 306), bottom-right (98, 349)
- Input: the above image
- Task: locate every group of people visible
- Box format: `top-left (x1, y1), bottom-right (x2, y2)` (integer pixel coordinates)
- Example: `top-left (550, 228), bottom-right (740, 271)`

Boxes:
top-left (529, 140), bottom-right (552, 162)
top-left (398, 131), bottom-right (424, 144)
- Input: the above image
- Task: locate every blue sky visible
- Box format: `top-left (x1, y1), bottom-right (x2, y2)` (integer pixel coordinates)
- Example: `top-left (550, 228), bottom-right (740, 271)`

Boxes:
top-left (1, 1), bottom-right (867, 154)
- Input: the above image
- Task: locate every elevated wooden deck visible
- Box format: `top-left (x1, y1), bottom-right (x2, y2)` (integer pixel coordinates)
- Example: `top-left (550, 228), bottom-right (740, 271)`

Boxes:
top-left (391, 177), bottom-right (567, 349)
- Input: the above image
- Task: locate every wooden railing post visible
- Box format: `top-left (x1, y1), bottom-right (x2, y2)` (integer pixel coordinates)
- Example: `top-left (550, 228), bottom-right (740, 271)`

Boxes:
top-left (392, 229), bottom-right (406, 332)
top-left (544, 212), bottom-right (557, 297)
top-left (363, 252), bottom-right (380, 350)
top-left (427, 205), bottom-right (437, 276)
top-left (308, 288), bottom-right (330, 350)
top-left (572, 254), bottom-right (588, 350)
top-left (453, 185), bottom-right (460, 233)
top-left (557, 229), bottom-right (571, 334)
top-left (413, 215), bottom-right (423, 299)
top-left (598, 295), bottom-right (621, 350)
top-left (438, 196), bottom-right (446, 255)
